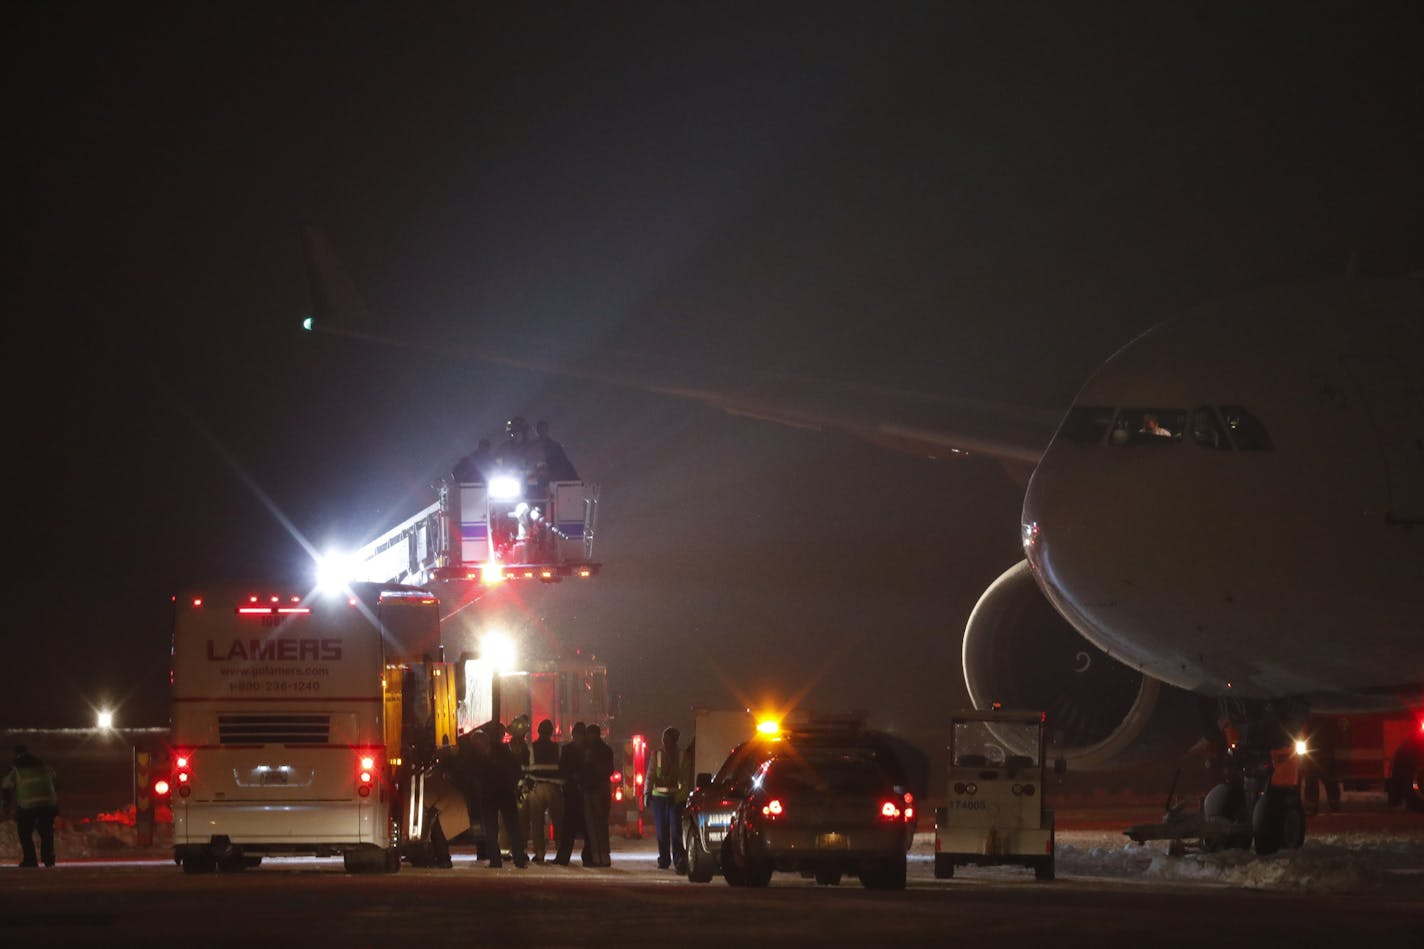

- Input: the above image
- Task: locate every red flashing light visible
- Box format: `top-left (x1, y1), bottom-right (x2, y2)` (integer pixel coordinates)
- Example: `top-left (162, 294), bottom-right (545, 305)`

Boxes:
top-left (356, 749), bottom-right (380, 796)
top-left (174, 751), bottom-right (193, 796)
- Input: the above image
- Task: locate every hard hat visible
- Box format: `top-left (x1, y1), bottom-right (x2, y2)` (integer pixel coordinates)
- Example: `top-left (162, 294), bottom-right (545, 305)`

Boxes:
top-left (663, 726), bottom-right (680, 744)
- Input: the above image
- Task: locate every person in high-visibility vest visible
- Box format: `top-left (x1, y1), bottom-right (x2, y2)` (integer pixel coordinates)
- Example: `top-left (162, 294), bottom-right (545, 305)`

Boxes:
top-left (523, 718), bottom-right (565, 863)
top-left (646, 726), bottom-right (689, 874)
top-left (2, 745), bottom-right (60, 868)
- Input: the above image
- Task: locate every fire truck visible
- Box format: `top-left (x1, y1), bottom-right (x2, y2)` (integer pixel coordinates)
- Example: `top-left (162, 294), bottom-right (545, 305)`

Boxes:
top-left (1293, 710), bottom-right (1424, 811)
top-left (165, 446), bottom-right (621, 871)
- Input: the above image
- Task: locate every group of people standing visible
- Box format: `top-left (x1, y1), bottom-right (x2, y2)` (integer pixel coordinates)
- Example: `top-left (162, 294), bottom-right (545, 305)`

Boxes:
top-left (447, 716), bottom-right (614, 868)
top-left (453, 416), bottom-right (580, 488)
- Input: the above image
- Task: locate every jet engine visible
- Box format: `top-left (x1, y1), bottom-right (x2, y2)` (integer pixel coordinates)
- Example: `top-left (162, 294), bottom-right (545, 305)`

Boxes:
top-left (963, 561), bottom-right (1212, 769)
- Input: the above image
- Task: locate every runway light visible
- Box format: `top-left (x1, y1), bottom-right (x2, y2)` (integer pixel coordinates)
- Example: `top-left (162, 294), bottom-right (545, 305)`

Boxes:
top-left (96, 710), bottom-right (115, 731)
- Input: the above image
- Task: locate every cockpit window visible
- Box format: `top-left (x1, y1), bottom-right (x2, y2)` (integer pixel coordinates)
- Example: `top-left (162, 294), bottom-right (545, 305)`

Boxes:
top-left (1057, 405), bottom-right (1116, 445)
top-left (1109, 408), bottom-right (1185, 446)
top-left (1190, 405), bottom-right (1231, 450)
top-left (1219, 405), bottom-right (1274, 450)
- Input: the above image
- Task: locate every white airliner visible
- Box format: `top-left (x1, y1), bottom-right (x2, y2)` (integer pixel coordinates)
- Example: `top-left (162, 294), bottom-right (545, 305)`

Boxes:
top-left (302, 228), bottom-right (1423, 824)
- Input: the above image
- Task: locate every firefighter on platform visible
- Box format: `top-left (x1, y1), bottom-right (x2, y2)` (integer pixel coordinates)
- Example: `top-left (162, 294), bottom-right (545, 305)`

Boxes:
top-left (647, 726), bottom-right (689, 873)
top-left (523, 718), bottom-right (564, 863)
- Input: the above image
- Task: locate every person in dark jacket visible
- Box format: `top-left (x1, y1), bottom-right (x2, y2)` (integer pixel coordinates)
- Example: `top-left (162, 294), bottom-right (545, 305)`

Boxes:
top-left (533, 420), bottom-right (579, 481)
top-left (474, 723), bottom-right (527, 868)
top-left (582, 724), bottom-right (615, 867)
top-left (524, 718), bottom-right (564, 863)
top-left (453, 438), bottom-right (496, 483)
top-left (2, 745), bottom-right (59, 868)
top-left (553, 721), bottom-right (592, 866)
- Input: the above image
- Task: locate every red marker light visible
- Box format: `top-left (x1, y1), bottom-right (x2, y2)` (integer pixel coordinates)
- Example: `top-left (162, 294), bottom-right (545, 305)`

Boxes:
top-left (173, 751), bottom-right (193, 794)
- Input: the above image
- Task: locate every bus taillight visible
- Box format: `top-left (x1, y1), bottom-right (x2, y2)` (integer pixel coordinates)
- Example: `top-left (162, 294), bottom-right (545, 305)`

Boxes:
top-left (357, 750), bottom-right (380, 797)
top-left (174, 751), bottom-right (193, 797)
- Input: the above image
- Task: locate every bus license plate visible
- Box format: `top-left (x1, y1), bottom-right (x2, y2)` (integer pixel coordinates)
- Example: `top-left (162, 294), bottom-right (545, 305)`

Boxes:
top-left (816, 832), bottom-right (848, 849)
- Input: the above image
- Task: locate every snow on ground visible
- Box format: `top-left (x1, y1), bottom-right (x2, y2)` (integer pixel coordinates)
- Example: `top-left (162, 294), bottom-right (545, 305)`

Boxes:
top-left (913, 822), bottom-right (1424, 894)
top-left (6, 815), bottom-right (1423, 894)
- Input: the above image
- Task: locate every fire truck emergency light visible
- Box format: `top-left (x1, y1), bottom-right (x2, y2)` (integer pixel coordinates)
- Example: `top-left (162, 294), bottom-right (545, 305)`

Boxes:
top-left (487, 475), bottom-right (522, 501)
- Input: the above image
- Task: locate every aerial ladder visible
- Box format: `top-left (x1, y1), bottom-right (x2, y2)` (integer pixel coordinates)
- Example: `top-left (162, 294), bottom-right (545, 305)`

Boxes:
top-left (345, 476), bottom-right (600, 588)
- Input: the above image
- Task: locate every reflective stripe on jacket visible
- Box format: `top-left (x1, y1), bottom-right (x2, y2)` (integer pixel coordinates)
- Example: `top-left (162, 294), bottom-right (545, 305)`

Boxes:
top-left (649, 748), bottom-right (687, 803)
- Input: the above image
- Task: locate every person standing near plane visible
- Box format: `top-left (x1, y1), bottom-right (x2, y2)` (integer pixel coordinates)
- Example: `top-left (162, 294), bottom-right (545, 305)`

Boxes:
top-left (647, 726), bottom-right (690, 873)
top-left (523, 718), bottom-right (564, 863)
top-left (2, 745), bottom-right (59, 867)
top-left (582, 724), bottom-right (615, 867)
top-left (553, 721), bottom-right (592, 866)
top-left (1299, 717), bottom-right (1342, 816)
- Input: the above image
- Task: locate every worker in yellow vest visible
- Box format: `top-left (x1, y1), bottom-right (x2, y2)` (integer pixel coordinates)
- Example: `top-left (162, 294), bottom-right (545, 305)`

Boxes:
top-left (2, 745), bottom-right (60, 868)
top-left (646, 726), bottom-right (688, 873)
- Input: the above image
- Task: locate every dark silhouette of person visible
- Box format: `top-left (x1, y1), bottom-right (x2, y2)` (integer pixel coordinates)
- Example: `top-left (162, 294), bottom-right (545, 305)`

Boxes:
top-left (553, 721), bottom-right (592, 866)
top-left (2, 745), bottom-right (59, 867)
top-left (523, 718), bottom-right (564, 863)
top-left (454, 438), bottom-right (496, 483)
top-left (1300, 717), bottom-right (1342, 815)
top-left (582, 723), bottom-right (615, 867)
top-left (534, 420), bottom-right (580, 481)
top-left (474, 723), bottom-right (527, 868)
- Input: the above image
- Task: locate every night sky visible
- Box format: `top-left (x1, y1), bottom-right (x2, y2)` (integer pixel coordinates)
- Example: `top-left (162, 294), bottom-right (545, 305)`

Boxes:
top-left (8, 3), bottom-right (1422, 746)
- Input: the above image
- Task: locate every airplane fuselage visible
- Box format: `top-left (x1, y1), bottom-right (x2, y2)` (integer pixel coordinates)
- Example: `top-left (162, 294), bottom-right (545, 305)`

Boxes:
top-left (1022, 279), bottom-right (1423, 709)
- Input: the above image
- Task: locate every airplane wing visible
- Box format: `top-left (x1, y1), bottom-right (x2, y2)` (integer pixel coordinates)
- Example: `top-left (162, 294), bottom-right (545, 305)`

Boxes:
top-left (300, 227), bottom-right (1058, 485)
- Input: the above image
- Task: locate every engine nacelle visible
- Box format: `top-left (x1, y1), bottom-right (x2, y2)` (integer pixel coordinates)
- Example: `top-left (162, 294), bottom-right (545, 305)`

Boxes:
top-left (963, 561), bottom-right (1212, 769)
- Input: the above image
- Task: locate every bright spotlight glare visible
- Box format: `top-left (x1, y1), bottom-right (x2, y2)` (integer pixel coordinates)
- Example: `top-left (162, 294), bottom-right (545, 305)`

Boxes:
top-left (488, 475), bottom-right (522, 501)
top-left (315, 550), bottom-right (357, 593)
top-left (482, 631), bottom-right (518, 674)
top-left (1293, 739), bottom-right (1308, 756)
top-left (96, 710), bottom-right (115, 731)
